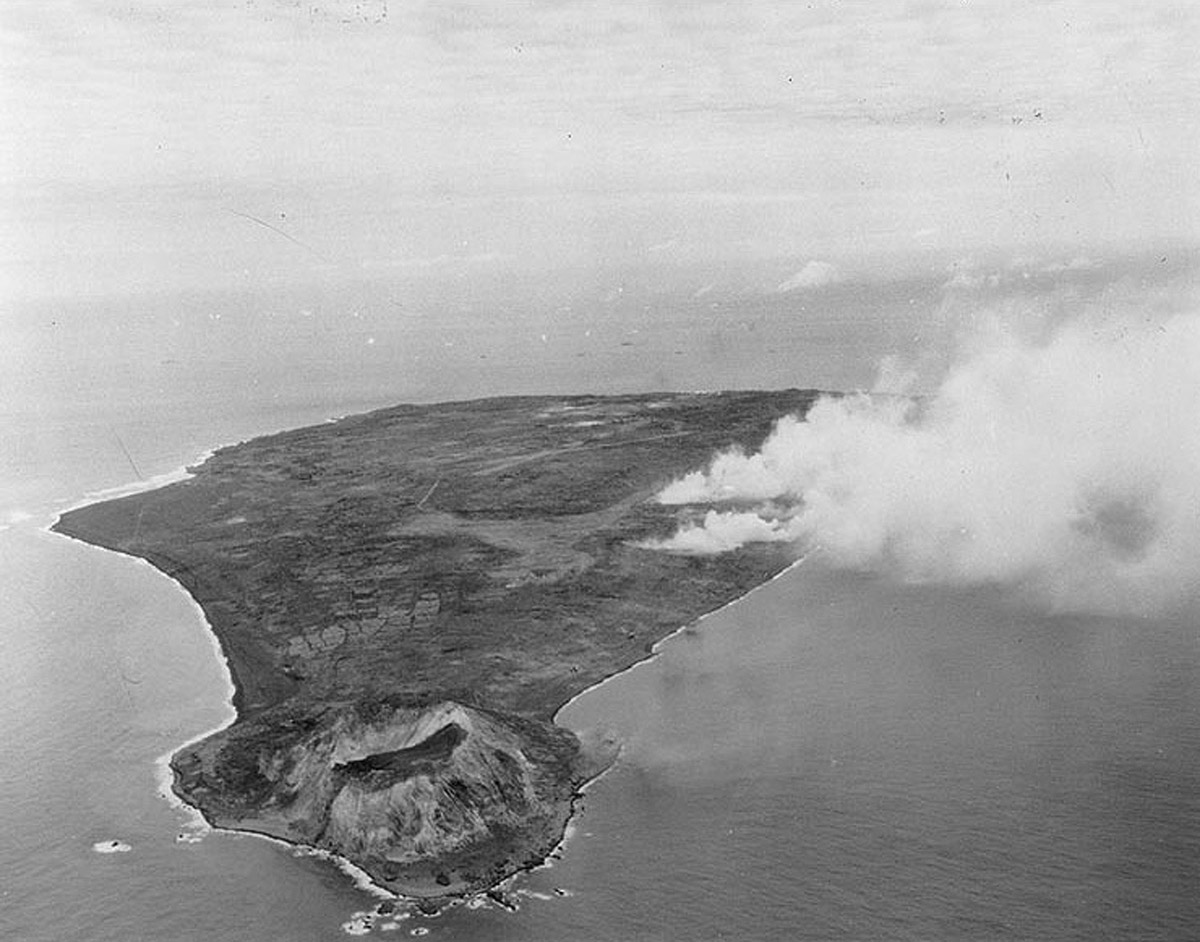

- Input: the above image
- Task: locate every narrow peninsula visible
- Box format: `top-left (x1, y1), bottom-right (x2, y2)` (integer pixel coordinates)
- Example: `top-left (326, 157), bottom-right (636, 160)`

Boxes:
top-left (54, 390), bottom-right (817, 898)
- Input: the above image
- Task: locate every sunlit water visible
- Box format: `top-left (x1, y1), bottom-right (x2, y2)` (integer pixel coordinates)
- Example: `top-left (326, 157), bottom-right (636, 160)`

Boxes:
top-left (3, 268), bottom-right (1199, 939)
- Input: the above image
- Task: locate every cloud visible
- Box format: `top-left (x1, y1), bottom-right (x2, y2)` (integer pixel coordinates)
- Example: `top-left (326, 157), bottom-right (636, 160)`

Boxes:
top-left (4, 1), bottom-right (1195, 300)
top-left (649, 295), bottom-right (1200, 616)
top-left (640, 510), bottom-right (792, 554)
top-left (941, 254), bottom-right (1105, 293)
top-left (776, 260), bottom-right (840, 292)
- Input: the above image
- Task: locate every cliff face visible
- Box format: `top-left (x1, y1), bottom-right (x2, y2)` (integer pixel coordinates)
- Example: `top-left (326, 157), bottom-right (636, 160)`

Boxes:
top-left (172, 697), bottom-right (601, 897)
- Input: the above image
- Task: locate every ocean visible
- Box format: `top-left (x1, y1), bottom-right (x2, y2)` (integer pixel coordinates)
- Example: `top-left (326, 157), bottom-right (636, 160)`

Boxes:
top-left (4, 262), bottom-right (1199, 940)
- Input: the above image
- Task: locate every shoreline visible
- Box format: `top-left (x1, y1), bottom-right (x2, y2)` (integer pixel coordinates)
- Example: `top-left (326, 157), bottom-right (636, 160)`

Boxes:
top-left (41, 402), bottom-right (366, 530)
top-left (462, 554), bottom-right (814, 896)
top-left (47, 390), bottom-right (817, 902)
top-left (46, 443), bottom-right (409, 900)
top-left (51, 473), bottom-right (807, 904)
top-left (42, 435), bottom-right (565, 904)
top-left (554, 551), bottom-right (811, 723)
top-left (42, 410), bottom-right (374, 712)
top-left (526, 554), bottom-right (812, 879)
top-left (51, 450), bottom-right (216, 519)
top-left (39, 427), bottom-right (412, 895)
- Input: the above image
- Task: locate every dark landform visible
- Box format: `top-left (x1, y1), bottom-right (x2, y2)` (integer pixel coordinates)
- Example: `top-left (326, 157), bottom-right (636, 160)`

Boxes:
top-left (54, 389), bottom-right (817, 898)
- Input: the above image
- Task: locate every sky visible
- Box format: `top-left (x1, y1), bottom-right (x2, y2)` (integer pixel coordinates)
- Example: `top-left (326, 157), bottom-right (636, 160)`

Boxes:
top-left (1, 0), bottom-right (1197, 301)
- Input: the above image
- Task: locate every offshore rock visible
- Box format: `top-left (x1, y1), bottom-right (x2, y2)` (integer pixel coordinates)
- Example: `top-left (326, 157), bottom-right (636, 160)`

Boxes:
top-left (171, 697), bottom-right (595, 897)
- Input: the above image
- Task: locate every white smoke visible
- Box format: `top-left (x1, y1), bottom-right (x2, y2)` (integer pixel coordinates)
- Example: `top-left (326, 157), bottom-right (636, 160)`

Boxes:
top-left (641, 510), bottom-right (793, 554)
top-left (651, 304), bottom-right (1200, 616)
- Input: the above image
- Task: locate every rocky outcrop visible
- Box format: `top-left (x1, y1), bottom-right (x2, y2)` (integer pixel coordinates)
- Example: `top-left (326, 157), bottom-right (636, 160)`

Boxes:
top-left (171, 698), bottom-right (609, 897)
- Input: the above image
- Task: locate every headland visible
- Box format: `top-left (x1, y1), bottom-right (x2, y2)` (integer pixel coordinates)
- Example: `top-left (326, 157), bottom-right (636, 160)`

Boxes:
top-left (52, 390), bottom-right (817, 898)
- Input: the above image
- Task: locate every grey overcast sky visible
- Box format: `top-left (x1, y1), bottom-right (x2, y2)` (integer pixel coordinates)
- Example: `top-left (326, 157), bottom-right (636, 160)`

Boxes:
top-left (2, 0), bottom-right (1197, 300)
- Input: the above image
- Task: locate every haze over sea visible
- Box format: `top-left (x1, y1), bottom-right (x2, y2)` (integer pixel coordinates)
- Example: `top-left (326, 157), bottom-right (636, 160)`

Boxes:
top-left (4, 1), bottom-right (1199, 938)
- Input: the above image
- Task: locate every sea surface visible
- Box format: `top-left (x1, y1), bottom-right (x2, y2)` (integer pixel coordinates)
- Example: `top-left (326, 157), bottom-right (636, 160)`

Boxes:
top-left (3, 264), bottom-right (1200, 940)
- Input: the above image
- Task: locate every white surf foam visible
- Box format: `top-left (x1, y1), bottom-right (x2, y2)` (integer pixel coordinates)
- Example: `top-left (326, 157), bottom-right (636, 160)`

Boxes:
top-left (92, 840), bottom-right (132, 854)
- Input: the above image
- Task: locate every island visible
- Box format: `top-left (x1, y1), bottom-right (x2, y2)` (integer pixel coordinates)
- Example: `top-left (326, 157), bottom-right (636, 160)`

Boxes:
top-left (53, 389), bottom-right (817, 899)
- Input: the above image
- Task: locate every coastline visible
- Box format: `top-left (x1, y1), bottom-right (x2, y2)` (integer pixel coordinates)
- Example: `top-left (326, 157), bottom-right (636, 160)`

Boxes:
top-left (47, 390), bottom-right (817, 902)
top-left (554, 552), bottom-right (811, 722)
top-left (41, 436), bottom-right (560, 904)
top-left (541, 552), bottom-right (813, 873)
top-left (43, 412), bottom-right (372, 716)
top-left (461, 555), bottom-right (815, 897)
top-left (50, 486), bottom-right (806, 903)
top-left (44, 441), bottom-right (417, 902)
top-left (49, 450), bottom-right (216, 521)
top-left (44, 402), bottom-right (362, 529)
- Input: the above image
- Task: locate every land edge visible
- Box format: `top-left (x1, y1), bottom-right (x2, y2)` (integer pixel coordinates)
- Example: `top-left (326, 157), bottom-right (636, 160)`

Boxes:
top-left (47, 391), bottom-right (815, 904)
top-left (52, 513), bottom-right (798, 905)
top-left (48, 512), bottom-right (610, 904)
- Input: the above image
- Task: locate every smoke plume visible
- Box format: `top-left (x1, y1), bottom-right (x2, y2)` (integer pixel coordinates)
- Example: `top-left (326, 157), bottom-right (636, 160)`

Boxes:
top-left (650, 304), bottom-right (1200, 616)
